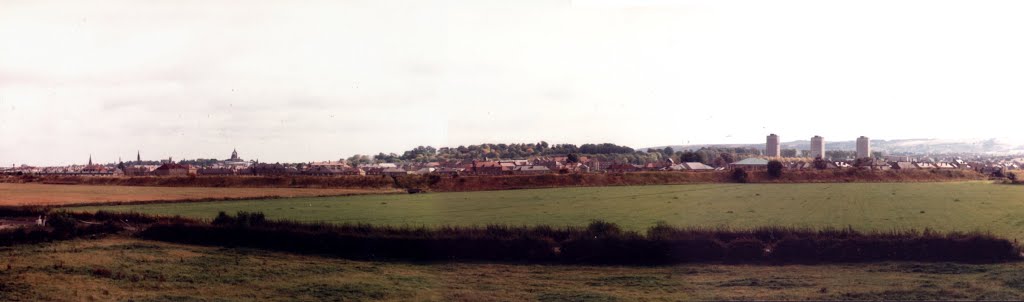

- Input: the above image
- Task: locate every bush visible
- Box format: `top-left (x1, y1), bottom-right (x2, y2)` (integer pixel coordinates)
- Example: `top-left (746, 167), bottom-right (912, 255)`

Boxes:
top-left (724, 238), bottom-right (765, 262)
top-left (212, 211), bottom-right (266, 227)
top-left (47, 212), bottom-right (79, 237)
top-left (767, 160), bottom-right (783, 178)
top-left (771, 236), bottom-right (818, 262)
top-left (586, 220), bottom-right (622, 238)
top-left (731, 168), bottom-right (749, 183)
top-left (137, 213), bottom-right (1021, 265)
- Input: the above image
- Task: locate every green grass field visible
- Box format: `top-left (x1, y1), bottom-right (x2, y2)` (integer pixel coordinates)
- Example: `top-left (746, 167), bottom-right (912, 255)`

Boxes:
top-left (71, 182), bottom-right (1024, 239)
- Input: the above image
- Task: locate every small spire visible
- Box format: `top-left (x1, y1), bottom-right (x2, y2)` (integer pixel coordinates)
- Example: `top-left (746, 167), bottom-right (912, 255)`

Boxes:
top-left (88, 154), bottom-right (92, 166)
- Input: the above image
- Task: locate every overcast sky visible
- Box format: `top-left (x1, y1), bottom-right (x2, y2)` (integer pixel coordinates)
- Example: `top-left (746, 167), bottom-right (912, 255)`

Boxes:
top-left (2, 0), bottom-right (1022, 166)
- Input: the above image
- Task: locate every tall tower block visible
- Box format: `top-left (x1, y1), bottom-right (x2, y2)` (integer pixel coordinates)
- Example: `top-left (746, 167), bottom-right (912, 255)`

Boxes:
top-left (856, 136), bottom-right (871, 159)
top-left (766, 134), bottom-right (781, 157)
top-left (810, 136), bottom-right (825, 159)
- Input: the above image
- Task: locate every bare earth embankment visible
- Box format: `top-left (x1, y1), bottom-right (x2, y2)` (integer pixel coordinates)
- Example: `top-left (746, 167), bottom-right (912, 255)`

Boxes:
top-left (0, 183), bottom-right (397, 206)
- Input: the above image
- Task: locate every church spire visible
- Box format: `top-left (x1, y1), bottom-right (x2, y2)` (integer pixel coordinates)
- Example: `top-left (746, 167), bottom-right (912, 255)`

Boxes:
top-left (88, 154), bottom-right (93, 166)
top-left (137, 150), bottom-right (141, 163)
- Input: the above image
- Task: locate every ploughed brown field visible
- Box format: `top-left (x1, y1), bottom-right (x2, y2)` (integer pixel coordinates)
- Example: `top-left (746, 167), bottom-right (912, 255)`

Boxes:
top-left (0, 183), bottom-right (398, 206)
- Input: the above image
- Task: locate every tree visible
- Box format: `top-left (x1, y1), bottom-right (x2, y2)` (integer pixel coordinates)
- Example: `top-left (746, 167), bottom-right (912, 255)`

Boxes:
top-left (719, 153), bottom-right (735, 163)
top-left (812, 157), bottom-right (829, 170)
top-left (767, 160), bottom-right (783, 178)
top-left (567, 153), bottom-right (580, 163)
top-left (680, 151), bottom-right (704, 163)
top-left (731, 168), bottom-right (749, 183)
top-left (347, 154), bottom-right (371, 167)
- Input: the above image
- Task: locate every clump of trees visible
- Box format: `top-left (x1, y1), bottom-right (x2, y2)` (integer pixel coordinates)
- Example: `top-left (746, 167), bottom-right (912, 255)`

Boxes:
top-left (346, 143), bottom-right (776, 168)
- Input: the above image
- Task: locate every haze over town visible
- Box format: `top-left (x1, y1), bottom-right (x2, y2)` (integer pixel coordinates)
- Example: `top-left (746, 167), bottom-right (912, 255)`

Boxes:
top-left (3, 0), bottom-right (1023, 166)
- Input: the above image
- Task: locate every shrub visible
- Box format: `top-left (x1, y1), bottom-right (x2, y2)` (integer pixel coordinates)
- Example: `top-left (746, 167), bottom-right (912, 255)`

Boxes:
top-left (724, 238), bottom-right (766, 262)
top-left (136, 213), bottom-right (1021, 265)
top-left (212, 211), bottom-right (266, 227)
top-left (731, 168), bottom-right (749, 183)
top-left (767, 161), bottom-right (783, 178)
top-left (586, 220), bottom-right (622, 238)
top-left (771, 236), bottom-right (818, 262)
top-left (47, 212), bottom-right (79, 237)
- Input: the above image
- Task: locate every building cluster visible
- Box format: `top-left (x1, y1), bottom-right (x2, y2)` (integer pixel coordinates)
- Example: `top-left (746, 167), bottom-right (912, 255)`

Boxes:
top-left (3, 140), bottom-right (1022, 177)
top-left (0, 149), bottom-right (722, 177)
top-left (757, 134), bottom-right (1021, 173)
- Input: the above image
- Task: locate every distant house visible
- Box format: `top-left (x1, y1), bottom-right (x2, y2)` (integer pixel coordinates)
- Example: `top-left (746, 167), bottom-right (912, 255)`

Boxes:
top-left (870, 160), bottom-right (891, 170)
top-left (80, 164), bottom-right (114, 176)
top-left (891, 162), bottom-right (916, 170)
top-left (513, 165), bottom-right (552, 175)
top-left (339, 168), bottom-right (366, 176)
top-left (152, 164), bottom-right (196, 176)
top-left (364, 168), bottom-right (384, 176)
top-left (358, 163), bottom-right (398, 170)
top-left (198, 167), bottom-right (237, 176)
top-left (309, 161), bottom-right (348, 169)
top-left (682, 162), bottom-right (715, 171)
top-left (934, 162), bottom-right (956, 169)
top-left (729, 158), bottom-right (769, 170)
top-left (913, 162), bottom-right (936, 169)
top-left (411, 167), bottom-right (436, 175)
top-left (123, 165), bottom-right (158, 176)
top-left (250, 163), bottom-right (296, 175)
top-left (302, 165), bottom-right (348, 176)
top-left (382, 168), bottom-right (409, 177)
top-left (470, 161), bottom-right (506, 175)
top-left (607, 163), bottom-right (639, 173)
top-left (434, 167), bottom-right (464, 177)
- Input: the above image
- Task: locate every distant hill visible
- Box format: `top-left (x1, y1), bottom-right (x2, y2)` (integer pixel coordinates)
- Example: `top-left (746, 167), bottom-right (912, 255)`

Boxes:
top-left (645, 138), bottom-right (1024, 155)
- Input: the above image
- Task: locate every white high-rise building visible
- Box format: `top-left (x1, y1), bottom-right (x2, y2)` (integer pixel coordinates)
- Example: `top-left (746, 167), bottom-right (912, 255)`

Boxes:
top-left (766, 134), bottom-right (781, 157)
top-left (856, 136), bottom-right (871, 158)
top-left (810, 136), bottom-right (825, 159)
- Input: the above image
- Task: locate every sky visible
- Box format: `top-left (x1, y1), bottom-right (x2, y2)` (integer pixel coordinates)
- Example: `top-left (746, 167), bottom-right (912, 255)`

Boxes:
top-left (2, 0), bottom-right (1023, 166)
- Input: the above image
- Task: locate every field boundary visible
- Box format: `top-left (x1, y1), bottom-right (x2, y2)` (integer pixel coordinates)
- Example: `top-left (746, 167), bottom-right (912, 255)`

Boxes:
top-left (1, 169), bottom-right (989, 193)
top-left (136, 213), bottom-right (1022, 265)
top-left (55, 191), bottom-right (405, 207)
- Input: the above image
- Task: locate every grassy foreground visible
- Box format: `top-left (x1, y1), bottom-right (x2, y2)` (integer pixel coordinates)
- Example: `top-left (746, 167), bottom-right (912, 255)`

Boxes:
top-left (2, 236), bottom-right (1024, 301)
top-left (72, 182), bottom-right (1024, 240)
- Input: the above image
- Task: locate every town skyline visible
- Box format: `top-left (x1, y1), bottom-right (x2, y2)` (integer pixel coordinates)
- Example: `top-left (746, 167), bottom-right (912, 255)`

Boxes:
top-left (6, 135), bottom-right (1023, 167)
